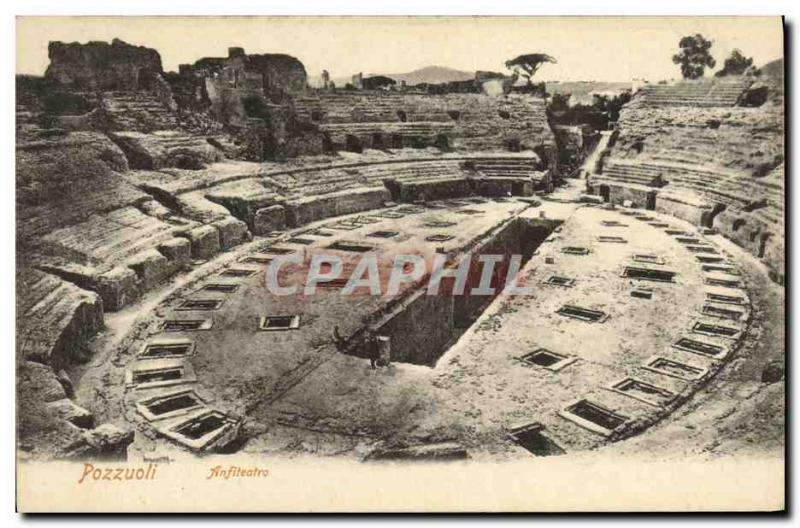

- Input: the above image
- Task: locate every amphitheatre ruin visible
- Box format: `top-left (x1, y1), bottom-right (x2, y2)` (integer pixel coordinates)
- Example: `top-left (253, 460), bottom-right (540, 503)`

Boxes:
top-left (16, 37), bottom-right (784, 462)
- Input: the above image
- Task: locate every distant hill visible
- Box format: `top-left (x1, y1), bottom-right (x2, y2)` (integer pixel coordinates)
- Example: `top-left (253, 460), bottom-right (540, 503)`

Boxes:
top-left (382, 66), bottom-right (474, 85)
top-left (325, 65), bottom-right (474, 87)
top-left (760, 58), bottom-right (783, 79)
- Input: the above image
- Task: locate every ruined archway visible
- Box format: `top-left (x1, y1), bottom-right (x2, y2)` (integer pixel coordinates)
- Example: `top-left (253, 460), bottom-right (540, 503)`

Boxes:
top-left (599, 184), bottom-right (610, 202)
top-left (703, 203), bottom-right (727, 228)
top-left (646, 191), bottom-right (657, 211)
top-left (345, 134), bottom-right (363, 153)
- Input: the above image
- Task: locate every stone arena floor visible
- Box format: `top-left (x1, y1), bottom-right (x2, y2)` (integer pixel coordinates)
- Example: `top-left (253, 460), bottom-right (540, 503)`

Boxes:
top-left (65, 180), bottom-right (778, 461)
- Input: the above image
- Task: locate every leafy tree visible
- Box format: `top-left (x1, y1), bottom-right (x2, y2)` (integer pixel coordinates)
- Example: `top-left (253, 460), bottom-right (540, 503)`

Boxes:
top-left (548, 92), bottom-right (571, 112)
top-left (672, 34), bottom-right (716, 79)
top-left (362, 75), bottom-right (397, 90)
top-left (604, 90), bottom-right (633, 122)
top-left (715, 49), bottom-right (754, 77)
top-left (505, 53), bottom-right (557, 85)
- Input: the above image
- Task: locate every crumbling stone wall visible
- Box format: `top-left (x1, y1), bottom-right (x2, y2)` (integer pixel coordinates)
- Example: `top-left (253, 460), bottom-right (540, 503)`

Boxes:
top-left (222, 107), bottom-right (325, 161)
top-left (180, 48), bottom-right (317, 160)
top-left (192, 48), bottom-right (306, 110)
top-left (246, 53), bottom-right (307, 99)
top-left (45, 38), bottom-right (163, 91)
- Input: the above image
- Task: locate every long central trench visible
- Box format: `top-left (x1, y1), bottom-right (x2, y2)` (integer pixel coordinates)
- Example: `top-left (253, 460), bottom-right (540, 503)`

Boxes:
top-left (339, 216), bottom-right (560, 367)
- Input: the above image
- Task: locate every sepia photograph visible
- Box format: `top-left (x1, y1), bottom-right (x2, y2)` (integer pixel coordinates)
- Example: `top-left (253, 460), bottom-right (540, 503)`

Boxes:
top-left (11, 12), bottom-right (787, 513)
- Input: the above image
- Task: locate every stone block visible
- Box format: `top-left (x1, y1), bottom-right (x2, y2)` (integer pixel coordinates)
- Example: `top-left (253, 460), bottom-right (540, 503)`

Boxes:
top-left (19, 362), bottom-right (67, 403)
top-left (157, 237), bottom-right (191, 266)
top-left (46, 398), bottom-right (95, 429)
top-left (397, 178), bottom-right (470, 202)
top-left (62, 423), bottom-right (135, 461)
top-left (96, 267), bottom-right (139, 311)
top-left (253, 205), bottom-right (286, 235)
top-left (125, 249), bottom-right (171, 291)
top-left (213, 217), bottom-right (250, 250)
top-left (180, 225), bottom-right (220, 259)
top-left (284, 187), bottom-right (390, 227)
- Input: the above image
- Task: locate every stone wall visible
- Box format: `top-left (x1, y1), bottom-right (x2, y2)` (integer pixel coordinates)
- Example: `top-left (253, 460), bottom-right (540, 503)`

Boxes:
top-left (393, 178), bottom-right (472, 202)
top-left (376, 291), bottom-right (455, 366)
top-left (204, 80), bottom-right (324, 160)
top-left (195, 49), bottom-right (306, 113)
top-left (45, 39), bottom-right (163, 91)
top-left (655, 192), bottom-right (712, 226)
top-left (283, 187), bottom-right (391, 227)
top-left (246, 54), bottom-right (307, 98)
top-left (362, 217), bottom-right (556, 366)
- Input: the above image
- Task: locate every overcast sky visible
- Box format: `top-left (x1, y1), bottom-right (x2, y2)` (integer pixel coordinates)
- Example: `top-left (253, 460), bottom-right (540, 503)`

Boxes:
top-left (16, 16), bottom-right (783, 82)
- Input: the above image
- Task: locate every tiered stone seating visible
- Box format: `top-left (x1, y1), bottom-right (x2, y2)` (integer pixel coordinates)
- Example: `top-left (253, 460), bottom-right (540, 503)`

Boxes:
top-left (16, 130), bottom-right (147, 244)
top-left (192, 156), bottom-right (549, 233)
top-left (446, 95), bottom-right (553, 152)
top-left (15, 130), bottom-right (234, 307)
top-left (16, 103), bottom-right (37, 125)
top-left (465, 157), bottom-right (547, 196)
top-left (16, 265), bottom-right (139, 459)
top-left (321, 122), bottom-right (454, 140)
top-left (101, 91), bottom-right (180, 132)
top-left (16, 267), bottom-right (103, 369)
top-left (595, 160), bottom-right (784, 285)
top-left (18, 173), bottom-right (150, 240)
top-left (470, 157), bottom-right (541, 178)
top-left (752, 167), bottom-right (785, 226)
top-left (99, 91), bottom-right (225, 170)
top-left (628, 132), bottom-right (774, 172)
top-left (296, 92), bottom-right (556, 153)
top-left (17, 132), bottom-right (129, 201)
top-left (16, 102), bottom-right (41, 141)
top-left (294, 92), bottom-right (452, 124)
top-left (598, 159), bottom-right (754, 209)
top-left (42, 207), bottom-right (188, 264)
top-left (601, 77), bottom-right (784, 283)
top-left (338, 159), bottom-right (463, 184)
top-left (637, 79), bottom-right (752, 107)
top-left (108, 130), bottom-right (223, 170)
top-left (599, 159), bottom-right (664, 187)
top-left (720, 173), bottom-right (783, 220)
top-left (205, 179), bottom-right (287, 230)
top-left (250, 159), bottom-right (470, 198)
top-left (276, 159), bottom-right (472, 213)
top-left (646, 149), bottom-right (720, 168)
top-left (613, 86), bottom-right (783, 180)
top-left (35, 204), bottom-right (246, 310)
